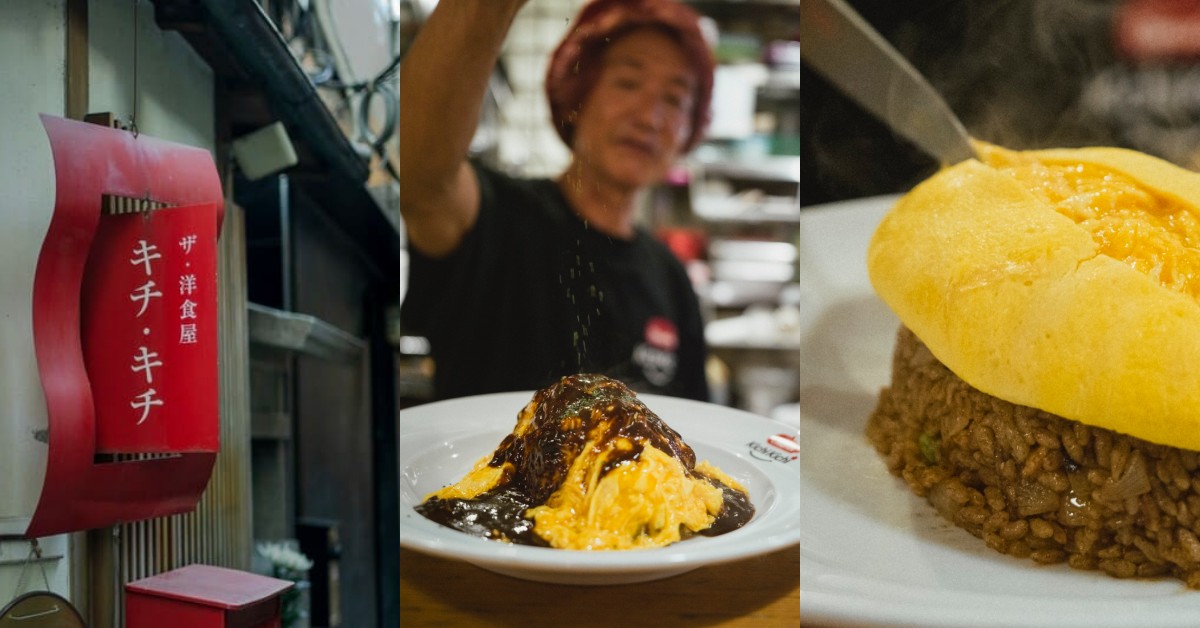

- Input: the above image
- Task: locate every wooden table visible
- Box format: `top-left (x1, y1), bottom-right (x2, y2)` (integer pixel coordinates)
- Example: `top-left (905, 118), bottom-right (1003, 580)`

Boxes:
top-left (400, 545), bottom-right (799, 626)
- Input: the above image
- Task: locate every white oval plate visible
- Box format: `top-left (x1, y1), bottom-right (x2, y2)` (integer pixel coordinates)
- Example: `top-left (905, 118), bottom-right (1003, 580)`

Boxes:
top-left (799, 196), bottom-right (1200, 627)
top-left (399, 391), bottom-right (800, 585)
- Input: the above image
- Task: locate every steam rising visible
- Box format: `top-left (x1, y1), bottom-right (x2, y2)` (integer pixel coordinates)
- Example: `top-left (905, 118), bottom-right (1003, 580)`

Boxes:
top-left (802, 0), bottom-right (1126, 204)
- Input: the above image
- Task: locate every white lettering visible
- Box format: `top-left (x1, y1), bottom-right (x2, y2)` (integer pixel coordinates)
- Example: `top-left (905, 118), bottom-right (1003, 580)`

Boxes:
top-left (179, 234), bottom-right (198, 254)
top-left (632, 344), bottom-right (677, 387)
top-left (131, 388), bottom-right (163, 425)
top-left (130, 280), bottom-right (162, 317)
top-left (130, 240), bottom-right (162, 275)
top-left (130, 346), bottom-right (163, 384)
top-left (179, 273), bottom-right (198, 295)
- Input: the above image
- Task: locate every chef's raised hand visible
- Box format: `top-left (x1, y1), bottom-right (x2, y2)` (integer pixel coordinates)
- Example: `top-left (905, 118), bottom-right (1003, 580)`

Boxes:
top-left (398, 0), bottom-right (529, 258)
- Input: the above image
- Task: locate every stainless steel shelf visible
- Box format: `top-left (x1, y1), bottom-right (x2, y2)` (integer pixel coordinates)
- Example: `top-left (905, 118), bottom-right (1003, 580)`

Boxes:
top-left (247, 303), bottom-right (365, 363)
top-left (696, 156), bottom-right (800, 183)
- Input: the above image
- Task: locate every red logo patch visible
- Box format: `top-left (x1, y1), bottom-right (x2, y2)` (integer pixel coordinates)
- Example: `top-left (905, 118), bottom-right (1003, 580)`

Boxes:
top-left (644, 317), bottom-right (678, 352)
top-left (768, 433), bottom-right (800, 455)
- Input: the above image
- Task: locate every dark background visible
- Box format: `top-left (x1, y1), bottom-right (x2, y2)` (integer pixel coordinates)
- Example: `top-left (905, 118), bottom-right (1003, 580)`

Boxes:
top-left (800, 0), bottom-right (1200, 206)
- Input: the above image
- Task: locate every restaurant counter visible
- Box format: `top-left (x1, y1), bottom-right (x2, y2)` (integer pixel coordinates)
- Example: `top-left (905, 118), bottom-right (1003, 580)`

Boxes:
top-left (400, 546), bottom-right (799, 626)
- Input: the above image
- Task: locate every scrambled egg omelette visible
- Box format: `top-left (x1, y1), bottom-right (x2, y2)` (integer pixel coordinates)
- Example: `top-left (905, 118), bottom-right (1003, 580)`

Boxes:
top-left (416, 374), bottom-right (754, 550)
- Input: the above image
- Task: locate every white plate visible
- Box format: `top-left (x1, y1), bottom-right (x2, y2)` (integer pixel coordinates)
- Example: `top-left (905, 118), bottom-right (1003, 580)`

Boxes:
top-left (399, 391), bottom-right (800, 585)
top-left (798, 196), bottom-right (1200, 627)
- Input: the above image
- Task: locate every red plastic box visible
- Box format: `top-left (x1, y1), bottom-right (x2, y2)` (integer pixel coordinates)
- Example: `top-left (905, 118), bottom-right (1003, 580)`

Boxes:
top-left (125, 564), bottom-right (292, 628)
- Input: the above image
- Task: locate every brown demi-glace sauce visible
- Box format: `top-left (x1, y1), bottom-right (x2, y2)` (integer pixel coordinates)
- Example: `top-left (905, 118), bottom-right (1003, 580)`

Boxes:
top-left (416, 374), bottom-right (754, 546)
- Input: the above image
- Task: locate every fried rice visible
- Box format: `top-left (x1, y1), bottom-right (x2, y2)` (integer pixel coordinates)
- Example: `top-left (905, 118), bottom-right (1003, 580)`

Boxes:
top-left (868, 326), bottom-right (1200, 587)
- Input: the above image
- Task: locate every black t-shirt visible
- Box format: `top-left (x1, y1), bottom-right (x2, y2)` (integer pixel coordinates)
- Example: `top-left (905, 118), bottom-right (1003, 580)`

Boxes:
top-left (401, 162), bottom-right (709, 401)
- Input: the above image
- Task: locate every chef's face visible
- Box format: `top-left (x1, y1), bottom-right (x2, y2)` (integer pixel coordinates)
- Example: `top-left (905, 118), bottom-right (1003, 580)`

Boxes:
top-left (571, 28), bottom-right (696, 190)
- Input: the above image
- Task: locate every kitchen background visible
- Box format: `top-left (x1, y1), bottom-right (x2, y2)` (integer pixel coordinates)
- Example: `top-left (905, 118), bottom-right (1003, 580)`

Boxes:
top-left (398, 0), bottom-right (804, 421)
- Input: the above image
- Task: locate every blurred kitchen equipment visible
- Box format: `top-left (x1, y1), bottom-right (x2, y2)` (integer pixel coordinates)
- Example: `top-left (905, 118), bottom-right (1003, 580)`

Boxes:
top-left (799, 0), bottom-right (976, 165)
top-left (736, 364), bottom-right (798, 418)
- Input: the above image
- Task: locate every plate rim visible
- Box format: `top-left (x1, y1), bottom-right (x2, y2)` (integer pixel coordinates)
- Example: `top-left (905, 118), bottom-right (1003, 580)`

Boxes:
top-left (399, 390), bottom-right (800, 579)
top-left (797, 195), bottom-right (1200, 627)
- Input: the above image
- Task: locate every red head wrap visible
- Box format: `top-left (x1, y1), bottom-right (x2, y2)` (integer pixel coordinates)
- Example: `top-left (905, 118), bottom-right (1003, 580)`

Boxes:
top-left (545, 0), bottom-right (715, 153)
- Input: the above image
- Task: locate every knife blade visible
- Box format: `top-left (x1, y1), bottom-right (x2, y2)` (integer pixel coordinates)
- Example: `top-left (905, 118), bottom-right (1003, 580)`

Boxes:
top-left (800, 0), bottom-right (977, 165)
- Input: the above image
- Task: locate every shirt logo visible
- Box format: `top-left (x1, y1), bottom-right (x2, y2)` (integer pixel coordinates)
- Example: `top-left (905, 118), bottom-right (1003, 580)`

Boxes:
top-left (633, 317), bottom-right (678, 387)
top-left (644, 316), bottom-right (678, 351)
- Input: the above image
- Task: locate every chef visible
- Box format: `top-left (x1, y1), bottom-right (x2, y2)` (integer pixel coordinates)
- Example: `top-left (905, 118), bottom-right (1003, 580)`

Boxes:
top-left (399, 0), bottom-right (716, 400)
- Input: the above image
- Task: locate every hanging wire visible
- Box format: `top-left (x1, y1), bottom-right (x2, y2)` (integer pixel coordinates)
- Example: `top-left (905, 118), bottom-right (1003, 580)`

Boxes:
top-left (11, 539), bottom-right (51, 599)
top-left (317, 53), bottom-right (401, 92)
top-left (283, 0), bottom-right (405, 180)
top-left (111, 526), bottom-right (121, 628)
top-left (359, 80), bottom-right (400, 181)
top-left (128, 0), bottom-right (140, 137)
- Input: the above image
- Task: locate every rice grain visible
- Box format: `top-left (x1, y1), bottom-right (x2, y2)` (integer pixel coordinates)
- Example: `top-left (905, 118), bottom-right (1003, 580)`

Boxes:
top-left (867, 327), bottom-right (1200, 587)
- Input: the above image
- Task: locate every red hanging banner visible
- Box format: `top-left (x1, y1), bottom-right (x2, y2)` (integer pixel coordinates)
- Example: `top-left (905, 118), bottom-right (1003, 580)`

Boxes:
top-left (25, 114), bottom-right (224, 538)
top-left (82, 204), bottom-right (219, 453)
